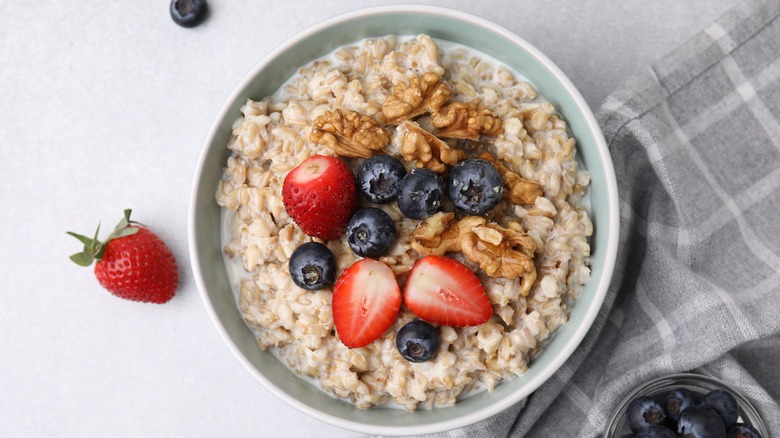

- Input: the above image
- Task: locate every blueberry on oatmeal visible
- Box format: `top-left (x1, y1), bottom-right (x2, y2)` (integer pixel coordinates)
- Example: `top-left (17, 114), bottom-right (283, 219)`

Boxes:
top-left (396, 320), bottom-right (440, 363)
top-left (346, 207), bottom-right (397, 258)
top-left (358, 155), bottom-right (407, 203)
top-left (288, 242), bottom-right (336, 290)
top-left (397, 168), bottom-right (443, 219)
top-left (626, 396), bottom-right (667, 432)
top-left (702, 389), bottom-right (739, 429)
top-left (446, 159), bottom-right (503, 215)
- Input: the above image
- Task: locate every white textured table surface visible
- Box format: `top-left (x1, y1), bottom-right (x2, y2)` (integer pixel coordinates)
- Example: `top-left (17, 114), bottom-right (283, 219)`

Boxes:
top-left (0, 1), bottom-right (736, 437)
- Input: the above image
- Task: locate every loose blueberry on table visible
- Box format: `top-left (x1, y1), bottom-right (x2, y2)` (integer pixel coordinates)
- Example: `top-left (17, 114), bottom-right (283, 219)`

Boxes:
top-left (396, 168), bottom-right (443, 220)
top-left (395, 320), bottom-right (440, 363)
top-left (170, 0), bottom-right (208, 28)
top-left (446, 158), bottom-right (503, 215)
top-left (288, 242), bottom-right (336, 290)
top-left (346, 207), bottom-right (397, 258)
top-left (358, 154), bottom-right (407, 203)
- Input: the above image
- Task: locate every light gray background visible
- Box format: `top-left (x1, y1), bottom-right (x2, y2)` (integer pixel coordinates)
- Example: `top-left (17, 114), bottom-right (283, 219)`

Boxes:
top-left (0, 1), bottom-right (740, 436)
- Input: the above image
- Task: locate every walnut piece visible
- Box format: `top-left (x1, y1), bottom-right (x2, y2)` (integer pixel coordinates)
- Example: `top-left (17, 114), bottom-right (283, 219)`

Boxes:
top-left (461, 223), bottom-right (537, 295)
top-left (478, 151), bottom-right (542, 205)
top-left (382, 72), bottom-right (451, 125)
top-left (310, 109), bottom-right (389, 158)
top-left (409, 212), bottom-right (485, 256)
top-left (400, 122), bottom-right (466, 173)
top-left (430, 102), bottom-right (503, 140)
top-left (410, 213), bottom-right (537, 293)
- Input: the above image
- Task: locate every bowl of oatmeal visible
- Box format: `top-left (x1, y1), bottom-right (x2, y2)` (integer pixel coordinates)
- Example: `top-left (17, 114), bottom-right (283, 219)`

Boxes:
top-left (189, 5), bottom-right (619, 435)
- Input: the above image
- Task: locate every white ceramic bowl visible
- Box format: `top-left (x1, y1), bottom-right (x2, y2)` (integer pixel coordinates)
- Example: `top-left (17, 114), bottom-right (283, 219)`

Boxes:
top-left (189, 5), bottom-right (619, 435)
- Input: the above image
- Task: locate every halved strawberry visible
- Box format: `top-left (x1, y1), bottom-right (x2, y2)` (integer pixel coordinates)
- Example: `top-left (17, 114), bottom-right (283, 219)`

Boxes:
top-left (282, 155), bottom-right (358, 240)
top-left (403, 256), bottom-right (493, 327)
top-left (332, 258), bottom-right (401, 348)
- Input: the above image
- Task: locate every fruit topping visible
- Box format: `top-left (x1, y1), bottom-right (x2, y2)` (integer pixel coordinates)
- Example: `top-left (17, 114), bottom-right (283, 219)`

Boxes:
top-left (677, 406), bottom-right (726, 438)
top-left (403, 255), bottom-right (492, 327)
top-left (332, 259), bottom-right (401, 348)
top-left (396, 320), bottom-right (440, 363)
top-left (357, 154), bottom-right (406, 203)
top-left (288, 242), bottom-right (336, 290)
top-left (396, 168), bottom-right (443, 220)
top-left (68, 209), bottom-right (178, 304)
top-left (626, 396), bottom-right (667, 433)
top-left (446, 158), bottom-right (503, 215)
top-left (281, 155), bottom-right (358, 240)
top-left (170, 0), bottom-right (208, 28)
top-left (346, 207), bottom-right (397, 258)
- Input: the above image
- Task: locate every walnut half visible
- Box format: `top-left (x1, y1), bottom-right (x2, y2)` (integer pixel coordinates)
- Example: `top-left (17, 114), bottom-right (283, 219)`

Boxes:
top-left (310, 109), bottom-right (389, 158)
top-left (431, 102), bottom-right (503, 140)
top-left (381, 72), bottom-right (451, 125)
top-left (478, 151), bottom-right (542, 205)
top-left (400, 121), bottom-right (466, 173)
top-left (409, 212), bottom-right (485, 256)
top-left (409, 213), bottom-right (537, 294)
top-left (461, 223), bottom-right (537, 295)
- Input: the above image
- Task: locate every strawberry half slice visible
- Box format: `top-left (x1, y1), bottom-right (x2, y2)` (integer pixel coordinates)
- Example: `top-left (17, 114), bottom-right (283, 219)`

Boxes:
top-left (403, 256), bottom-right (493, 327)
top-left (332, 258), bottom-right (401, 348)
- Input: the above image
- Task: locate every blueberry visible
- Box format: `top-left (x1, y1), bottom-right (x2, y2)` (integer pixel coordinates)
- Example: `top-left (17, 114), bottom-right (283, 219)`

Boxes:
top-left (446, 159), bottom-right (503, 215)
top-left (703, 389), bottom-right (739, 429)
top-left (626, 396), bottom-right (667, 433)
top-left (727, 423), bottom-right (762, 438)
top-left (397, 168), bottom-right (443, 219)
top-left (358, 155), bottom-right (406, 203)
top-left (170, 0), bottom-right (208, 28)
top-left (396, 320), bottom-right (440, 362)
top-left (288, 242), bottom-right (336, 290)
top-left (346, 208), bottom-right (396, 258)
top-left (636, 425), bottom-right (678, 438)
top-left (665, 388), bottom-right (698, 421)
top-left (677, 406), bottom-right (726, 438)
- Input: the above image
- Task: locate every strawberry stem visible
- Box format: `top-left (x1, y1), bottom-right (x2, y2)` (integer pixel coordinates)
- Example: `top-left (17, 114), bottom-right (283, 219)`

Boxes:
top-left (67, 209), bottom-right (139, 266)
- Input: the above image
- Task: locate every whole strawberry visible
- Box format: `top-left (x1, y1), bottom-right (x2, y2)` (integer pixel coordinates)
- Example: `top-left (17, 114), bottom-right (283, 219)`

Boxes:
top-left (68, 209), bottom-right (178, 303)
top-left (282, 155), bottom-right (358, 240)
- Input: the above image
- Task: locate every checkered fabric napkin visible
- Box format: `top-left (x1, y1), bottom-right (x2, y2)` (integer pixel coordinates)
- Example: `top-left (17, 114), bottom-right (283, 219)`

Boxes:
top-left (387, 1), bottom-right (780, 436)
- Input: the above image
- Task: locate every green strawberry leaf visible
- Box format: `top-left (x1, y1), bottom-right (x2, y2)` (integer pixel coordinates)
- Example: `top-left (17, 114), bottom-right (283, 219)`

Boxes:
top-left (69, 250), bottom-right (95, 267)
top-left (107, 226), bottom-right (139, 241)
top-left (67, 231), bottom-right (94, 247)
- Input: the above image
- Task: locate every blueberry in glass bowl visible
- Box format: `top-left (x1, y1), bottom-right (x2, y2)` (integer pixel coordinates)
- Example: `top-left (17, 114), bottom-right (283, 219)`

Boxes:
top-left (603, 373), bottom-right (767, 438)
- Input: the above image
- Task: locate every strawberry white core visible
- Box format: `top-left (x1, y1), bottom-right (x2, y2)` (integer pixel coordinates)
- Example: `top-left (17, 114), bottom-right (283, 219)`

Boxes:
top-left (290, 156), bottom-right (331, 183)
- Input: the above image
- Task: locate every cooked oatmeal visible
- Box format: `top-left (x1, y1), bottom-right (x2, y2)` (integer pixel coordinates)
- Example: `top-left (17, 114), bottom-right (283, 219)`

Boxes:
top-left (215, 34), bottom-right (592, 411)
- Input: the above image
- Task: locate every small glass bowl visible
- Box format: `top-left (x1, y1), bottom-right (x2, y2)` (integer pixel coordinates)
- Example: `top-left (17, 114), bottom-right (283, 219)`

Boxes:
top-left (603, 372), bottom-right (768, 437)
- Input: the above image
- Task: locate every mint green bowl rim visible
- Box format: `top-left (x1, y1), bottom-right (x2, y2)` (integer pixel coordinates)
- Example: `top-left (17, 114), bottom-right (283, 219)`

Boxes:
top-left (189, 5), bottom-right (619, 435)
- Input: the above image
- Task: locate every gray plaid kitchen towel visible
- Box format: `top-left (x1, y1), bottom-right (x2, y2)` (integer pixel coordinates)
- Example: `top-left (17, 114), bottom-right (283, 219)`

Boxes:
top-left (388, 0), bottom-right (780, 436)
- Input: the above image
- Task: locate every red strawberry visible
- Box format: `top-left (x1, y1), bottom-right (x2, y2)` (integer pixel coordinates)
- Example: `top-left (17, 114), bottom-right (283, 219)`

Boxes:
top-left (68, 209), bottom-right (178, 304)
top-left (282, 155), bottom-right (358, 240)
top-left (332, 258), bottom-right (401, 348)
top-left (403, 256), bottom-right (493, 327)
